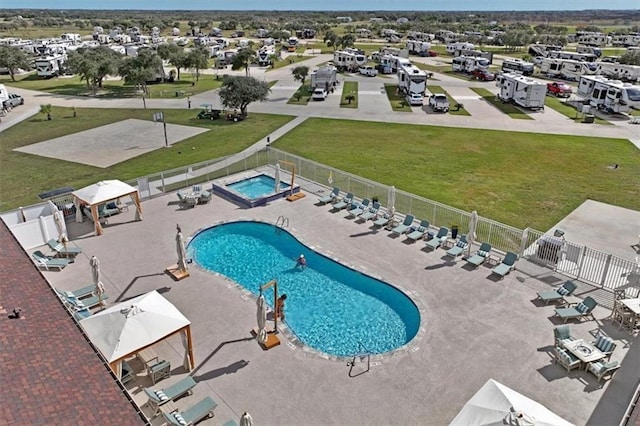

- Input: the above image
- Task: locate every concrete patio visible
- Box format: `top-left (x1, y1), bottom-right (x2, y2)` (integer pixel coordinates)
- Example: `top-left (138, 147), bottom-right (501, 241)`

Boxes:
top-left (41, 185), bottom-right (639, 426)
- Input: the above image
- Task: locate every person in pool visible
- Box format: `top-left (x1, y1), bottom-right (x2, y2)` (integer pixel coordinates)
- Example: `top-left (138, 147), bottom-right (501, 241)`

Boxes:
top-left (296, 254), bottom-right (307, 269)
top-left (276, 294), bottom-right (287, 320)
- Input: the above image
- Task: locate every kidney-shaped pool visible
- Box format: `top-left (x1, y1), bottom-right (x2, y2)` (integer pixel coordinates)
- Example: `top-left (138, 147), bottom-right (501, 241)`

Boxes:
top-left (188, 221), bottom-right (420, 357)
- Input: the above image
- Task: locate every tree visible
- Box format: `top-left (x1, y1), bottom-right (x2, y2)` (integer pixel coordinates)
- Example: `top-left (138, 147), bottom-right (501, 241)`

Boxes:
top-left (619, 50), bottom-right (640, 66)
top-left (39, 104), bottom-right (52, 120)
top-left (187, 46), bottom-right (209, 81)
top-left (218, 76), bottom-right (270, 117)
top-left (0, 45), bottom-right (32, 82)
top-left (118, 48), bottom-right (163, 95)
top-left (157, 43), bottom-right (189, 80)
top-left (66, 46), bottom-right (122, 95)
top-left (291, 65), bottom-right (309, 86)
top-left (339, 34), bottom-right (356, 49)
top-left (231, 47), bottom-right (256, 76)
top-left (323, 30), bottom-right (340, 51)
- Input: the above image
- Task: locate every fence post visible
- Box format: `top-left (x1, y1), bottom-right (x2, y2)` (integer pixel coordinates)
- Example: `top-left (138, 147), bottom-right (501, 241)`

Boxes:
top-left (600, 254), bottom-right (613, 288)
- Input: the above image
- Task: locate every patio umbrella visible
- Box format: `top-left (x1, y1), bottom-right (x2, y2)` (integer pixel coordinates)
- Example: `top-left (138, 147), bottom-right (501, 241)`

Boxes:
top-left (467, 210), bottom-right (478, 257)
top-left (387, 185), bottom-right (396, 217)
top-left (256, 295), bottom-right (267, 344)
top-left (519, 227), bottom-right (530, 257)
top-left (328, 170), bottom-right (333, 185)
top-left (274, 163), bottom-right (281, 193)
top-left (239, 412), bottom-right (253, 426)
top-left (450, 379), bottom-right (574, 426)
top-left (90, 256), bottom-right (105, 304)
top-left (176, 227), bottom-right (188, 273)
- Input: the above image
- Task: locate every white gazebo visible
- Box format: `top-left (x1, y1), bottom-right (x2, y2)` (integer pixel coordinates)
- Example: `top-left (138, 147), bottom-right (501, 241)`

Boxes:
top-left (79, 291), bottom-right (194, 379)
top-left (72, 180), bottom-right (143, 236)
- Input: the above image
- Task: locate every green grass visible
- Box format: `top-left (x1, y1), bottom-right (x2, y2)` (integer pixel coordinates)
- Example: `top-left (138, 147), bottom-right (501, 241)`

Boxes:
top-left (0, 107), bottom-right (294, 211)
top-left (287, 85), bottom-right (313, 105)
top-left (340, 81), bottom-right (358, 108)
top-left (268, 55), bottom-right (313, 71)
top-left (544, 96), bottom-right (611, 125)
top-left (384, 84), bottom-right (412, 112)
top-left (471, 88), bottom-right (533, 120)
top-left (272, 118), bottom-right (640, 230)
top-left (0, 72), bottom-right (222, 98)
top-left (428, 85), bottom-right (471, 116)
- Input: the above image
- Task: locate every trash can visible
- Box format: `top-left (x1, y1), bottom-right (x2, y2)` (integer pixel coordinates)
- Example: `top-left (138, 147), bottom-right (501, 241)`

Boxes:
top-left (451, 225), bottom-right (459, 239)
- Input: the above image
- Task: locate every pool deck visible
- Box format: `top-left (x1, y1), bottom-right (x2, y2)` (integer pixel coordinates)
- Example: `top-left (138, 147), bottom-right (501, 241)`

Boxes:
top-left (43, 187), bottom-right (639, 426)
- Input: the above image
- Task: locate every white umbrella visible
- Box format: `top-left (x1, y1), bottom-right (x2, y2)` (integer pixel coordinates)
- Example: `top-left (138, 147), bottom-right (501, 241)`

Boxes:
top-left (240, 412), bottom-right (254, 426)
top-left (467, 210), bottom-right (478, 256)
top-left (256, 295), bottom-right (267, 344)
top-left (450, 379), bottom-right (574, 426)
top-left (519, 227), bottom-right (530, 257)
top-left (53, 209), bottom-right (69, 252)
top-left (90, 256), bottom-right (105, 304)
top-left (274, 163), bottom-right (281, 193)
top-left (328, 170), bottom-right (333, 185)
top-left (176, 228), bottom-right (188, 273)
top-left (387, 185), bottom-right (396, 217)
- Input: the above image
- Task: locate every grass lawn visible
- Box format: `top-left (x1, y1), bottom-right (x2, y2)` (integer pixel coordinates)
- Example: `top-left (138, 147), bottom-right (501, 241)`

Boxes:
top-left (384, 84), bottom-right (412, 112)
top-left (268, 55), bottom-right (313, 71)
top-left (272, 118), bottom-right (640, 230)
top-left (544, 96), bottom-right (612, 125)
top-left (0, 107), bottom-right (294, 211)
top-left (427, 85), bottom-right (471, 116)
top-left (287, 84), bottom-right (313, 105)
top-left (471, 88), bottom-right (533, 120)
top-left (340, 81), bottom-right (358, 108)
top-left (0, 72), bottom-right (223, 98)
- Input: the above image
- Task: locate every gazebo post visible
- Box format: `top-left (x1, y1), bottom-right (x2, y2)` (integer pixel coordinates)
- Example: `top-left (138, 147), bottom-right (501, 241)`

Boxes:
top-left (186, 325), bottom-right (195, 370)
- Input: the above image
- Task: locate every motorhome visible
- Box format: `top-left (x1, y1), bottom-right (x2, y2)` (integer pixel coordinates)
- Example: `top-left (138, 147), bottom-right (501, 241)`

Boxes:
top-left (446, 42), bottom-right (474, 55)
top-left (501, 58), bottom-right (534, 76)
top-left (540, 58), bottom-right (597, 81)
top-left (496, 73), bottom-right (546, 110)
top-left (596, 63), bottom-right (640, 83)
top-left (547, 50), bottom-right (597, 63)
top-left (257, 45), bottom-right (275, 66)
top-left (377, 55), bottom-right (394, 74)
top-left (577, 75), bottom-right (640, 112)
top-left (576, 45), bottom-right (602, 58)
top-left (34, 54), bottom-right (66, 78)
top-left (397, 61), bottom-right (428, 105)
top-left (406, 40), bottom-right (431, 56)
top-left (310, 65), bottom-right (338, 91)
top-left (452, 56), bottom-right (490, 73)
top-left (287, 37), bottom-right (298, 52)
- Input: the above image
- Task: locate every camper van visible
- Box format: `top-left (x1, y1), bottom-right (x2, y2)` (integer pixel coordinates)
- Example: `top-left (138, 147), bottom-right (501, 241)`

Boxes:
top-left (501, 58), bottom-right (535, 76)
top-left (577, 75), bottom-right (640, 112)
top-left (496, 73), bottom-right (546, 110)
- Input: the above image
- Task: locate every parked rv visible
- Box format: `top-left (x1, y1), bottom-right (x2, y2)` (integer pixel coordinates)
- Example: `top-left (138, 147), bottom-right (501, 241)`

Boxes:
top-left (310, 65), bottom-right (338, 90)
top-left (596, 63), bottom-right (640, 83)
top-left (501, 58), bottom-right (534, 76)
top-left (540, 58), bottom-right (597, 81)
top-left (496, 73), bottom-right (546, 110)
top-left (577, 75), bottom-right (640, 113)
top-left (452, 56), bottom-right (490, 73)
top-left (446, 42), bottom-right (474, 55)
top-left (34, 54), bottom-right (66, 78)
top-left (406, 40), bottom-right (431, 56)
top-left (397, 61), bottom-right (428, 106)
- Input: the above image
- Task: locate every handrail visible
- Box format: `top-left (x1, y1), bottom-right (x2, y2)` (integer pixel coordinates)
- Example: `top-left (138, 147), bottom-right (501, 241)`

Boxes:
top-left (275, 215), bottom-right (289, 229)
top-left (347, 342), bottom-right (371, 378)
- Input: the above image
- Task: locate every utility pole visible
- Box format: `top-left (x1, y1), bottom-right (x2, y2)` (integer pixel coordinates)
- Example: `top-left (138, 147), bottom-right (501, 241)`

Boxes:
top-left (153, 112), bottom-right (169, 147)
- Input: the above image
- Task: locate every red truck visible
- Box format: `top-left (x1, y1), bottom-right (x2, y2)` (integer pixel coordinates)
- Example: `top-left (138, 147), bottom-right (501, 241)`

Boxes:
top-left (471, 69), bottom-right (496, 81)
top-left (547, 82), bottom-right (573, 97)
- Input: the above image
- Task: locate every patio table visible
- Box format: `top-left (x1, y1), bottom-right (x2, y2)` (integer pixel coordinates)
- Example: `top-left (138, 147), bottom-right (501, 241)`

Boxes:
top-left (563, 339), bottom-right (606, 368)
top-left (620, 298), bottom-right (640, 315)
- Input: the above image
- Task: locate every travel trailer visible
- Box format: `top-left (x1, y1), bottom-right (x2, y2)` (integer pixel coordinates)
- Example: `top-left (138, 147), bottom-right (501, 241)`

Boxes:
top-left (310, 65), bottom-right (338, 90)
top-left (575, 31), bottom-right (610, 47)
top-left (446, 42), bottom-right (474, 55)
top-left (257, 45), bottom-right (275, 66)
top-left (343, 48), bottom-right (367, 66)
top-left (287, 37), bottom-right (298, 52)
top-left (397, 61), bottom-right (428, 105)
top-left (452, 56), bottom-right (490, 73)
top-left (34, 54), bottom-right (66, 77)
top-left (501, 58), bottom-right (534, 76)
top-left (528, 44), bottom-right (562, 58)
top-left (373, 46), bottom-right (409, 60)
top-left (576, 45), bottom-right (602, 58)
top-left (60, 33), bottom-right (81, 44)
top-left (596, 63), bottom-right (640, 83)
top-left (577, 75), bottom-right (640, 113)
top-left (540, 58), bottom-right (597, 81)
top-left (406, 31), bottom-right (434, 41)
top-left (406, 40), bottom-right (431, 56)
top-left (611, 34), bottom-right (640, 47)
top-left (333, 49), bottom-right (366, 71)
top-left (547, 50), bottom-right (597, 63)
top-left (355, 28), bottom-right (372, 38)
top-left (496, 73), bottom-right (546, 110)
top-left (454, 49), bottom-right (493, 64)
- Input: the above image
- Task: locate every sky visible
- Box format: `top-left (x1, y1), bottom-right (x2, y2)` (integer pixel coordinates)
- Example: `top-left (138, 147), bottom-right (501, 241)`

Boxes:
top-left (3, 0), bottom-right (639, 11)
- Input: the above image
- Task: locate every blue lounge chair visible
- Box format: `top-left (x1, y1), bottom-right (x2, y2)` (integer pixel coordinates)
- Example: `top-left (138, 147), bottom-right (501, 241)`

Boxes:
top-left (406, 220), bottom-right (430, 241)
top-left (59, 292), bottom-right (108, 310)
top-left (554, 296), bottom-right (598, 323)
top-left (55, 285), bottom-right (97, 300)
top-left (347, 199), bottom-right (370, 217)
top-left (332, 193), bottom-right (353, 211)
top-left (446, 235), bottom-right (468, 258)
top-left (163, 396), bottom-right (218, 426)
top-left (537, 281), bottom-right (577, 305)
top-left (359, 202), bottom-right (380, 221)
top-left (372, 212), bottom-right (393, 227)
top-left (318, 187), bottom-right (339, 205)
top-left (144, 376), bottom-right (197, 417)
top-left (465, 243), bottom-right (492, 267)
top-left (47, 239), bottom-right (82, 257)
top-left (491, 251), bottom-right (518, 278)
top-left (198, 190), bottom-right (212, 204)
top-left (391, 215), bottom-right (415, 235)
top-left (32, 250), bottom-right (72, 271)
top-left (425, 227), bottom-right (449, 250)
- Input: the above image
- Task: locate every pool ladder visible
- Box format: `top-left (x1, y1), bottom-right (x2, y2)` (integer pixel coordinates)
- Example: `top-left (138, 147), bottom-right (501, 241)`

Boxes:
top-left (275, 215), bottom-right (289, 230)
top-left (347, 342), bottom-right (371, 378)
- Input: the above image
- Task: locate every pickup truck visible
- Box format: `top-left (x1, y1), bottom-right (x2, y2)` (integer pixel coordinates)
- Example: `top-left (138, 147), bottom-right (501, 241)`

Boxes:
top-left (547, 82), bottom-right (573, 97)
top-left (359, 66), bottom-right (378, 77)
top-left (428, 94), bottom-right (449, 112)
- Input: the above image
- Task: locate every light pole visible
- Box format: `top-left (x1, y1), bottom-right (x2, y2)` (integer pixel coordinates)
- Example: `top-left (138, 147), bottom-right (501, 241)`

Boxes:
top-left (153, 112), bottom-right (169, 148)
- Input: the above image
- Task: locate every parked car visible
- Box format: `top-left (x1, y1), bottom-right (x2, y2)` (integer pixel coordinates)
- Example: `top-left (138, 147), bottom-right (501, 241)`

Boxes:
top-left (427, 50), bottom-right (439, 57)
top-left (359, 66), bottom-right (378, 77)
top-left (471, 69), bottom-right (496, 81)
top-left (312, 88), bottom-right (328, 101)
top-left (3, 93), bottom-right (24, 108)
top-left (547, 82), bottom-right (573, 97)
top-left (428, 94), bottom-right (449, 112)
top-left (406, 92), bottom-right (424, 106)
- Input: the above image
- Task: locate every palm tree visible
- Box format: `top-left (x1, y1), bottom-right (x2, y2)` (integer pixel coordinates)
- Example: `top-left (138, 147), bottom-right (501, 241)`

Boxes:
top-left (39, 104), bottom-right (52, 120)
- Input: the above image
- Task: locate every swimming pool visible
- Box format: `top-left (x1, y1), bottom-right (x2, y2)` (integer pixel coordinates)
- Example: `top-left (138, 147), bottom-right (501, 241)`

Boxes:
top-left (228, 175), bottom-right (290, 199)
top-left (211, 173), bottom-right (299, 208)
top-left (188, 221), bottom-right (420, 357)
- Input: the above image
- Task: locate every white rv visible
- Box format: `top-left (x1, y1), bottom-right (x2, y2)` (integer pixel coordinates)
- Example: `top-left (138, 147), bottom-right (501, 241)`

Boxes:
top-left (501, 58), bottom-right (534, 76)
top-left (407, 31), bottom-right (434, 42)
top-left (377, 46), bottom-right (409, 59)
top-left (397, 61), bottom-right (428, 105)
top-left (34, 54), bottom-right (66, 78)
top-left (257, 45), bottom-right (275, 66)
top-left (452, 56), bottom-right (490, 73)
top-left (576, 32), bottom-right (610, 47)
top-left (355, 28), bottom-right (372, 38)
top-left (333, 50), bottom-right (358, 72)
top-left (343, 48), bottom-right (367, 66)
top-left (528, 44), bottom-right (562, 58)
top-left (540, 58), bottom-right (597, 81)
top-left (577, 75), bottom-right (640, 112)
top-left (496, 73), bottom-right (546, 110)
top-left (576, 45), bottom-right (602, 58)
top-left (446, 42), bottom-right (474, 55)
top-left (596, 63), bottom-right (640, 83)
top-left (612, 34), bottom-right (640, 47)
top-left (547, 50), bottom-right (597, 63)
top-left (310, 65), bottom-right (338, 90)
top-left (406, 40), bottom-right (431, 56)
top-left (60, 33), bottom-right (81, 44)
top-left (0, 84), bottom-right (9, 105)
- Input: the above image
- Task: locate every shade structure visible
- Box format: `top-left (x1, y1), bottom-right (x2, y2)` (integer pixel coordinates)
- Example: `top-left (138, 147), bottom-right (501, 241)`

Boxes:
top-left (239, 412), bottom-right (253, 426)
top-left (274, 163), bottom-right (281, 193)
top-left (388, 185), bottom-right (396, 217)
top-left (79, 290), bottom-right (194, 377)
top-left (256, 295), bottom-right (267, 344)
top-left (467, 210), bottom-right (479, 256)
top-left (176, 229), bottom-right (188, 273)
top-left (450, 379), bottom-right (574, 426)
top-left (90, 256), bottom-right (105, 303)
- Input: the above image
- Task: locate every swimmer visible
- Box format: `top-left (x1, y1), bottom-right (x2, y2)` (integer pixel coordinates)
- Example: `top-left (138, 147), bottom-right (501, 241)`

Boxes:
top-left (296, 254), bottom-right (307, 269)
top-left (276, 294), bottom-right (287, 320)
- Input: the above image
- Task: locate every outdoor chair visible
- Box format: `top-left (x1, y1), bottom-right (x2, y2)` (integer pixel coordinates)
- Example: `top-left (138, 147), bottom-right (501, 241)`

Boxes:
top-left (332, 193), bottom-right (353, 211)
top-left (490, 251), bottom-right (518, 278)
top-left (318, 187), bottom-right (339, 205)
top-left (121, 360), bottom-right (135, 384)
top-left (73, 308), bottom-right (92, 321)
top-left (144, 375), bottom-right (197, 417)
top-left (32, 250), bottom-right (72, 271)
top-left (587, 360), bottom-right (620, 384)
top-left (391, 215), bottom-right (415, 235)
top-left (347, 199), bottom-right (370, 218)
top-left (60, 293), bottom-right (108, 310)
top-left (162, 396), bottom-right (218, 426)
top-left (554, 296), bottom-right (598, 323)
top-left (537, 281), bottom-right (577, 305)
top-left (46, 239), bottom-right (82, 257)
top-left (553, 346), bottom-right (582, 374)
top-left (591, 334), bottom-right (616, 360)
top-left (465, 243), bottom-right (492, 268)
top-left (553, 325), bottom-right (575, 347)
top-left (425, 226), bottom-right (449, 250)
top-left (98, 203), bottom-right (120, 218)
top-left (149, 360), bottom-right (171, 384)
top-left (198, 190), bottom-right (212, 204)
top-left (55, 285), bottom-right (97, 300)
top-left (177, 191), bottom-right (196, 209)
top-left (359, 202), bottom-right (380, 221)
top-left (446, 235), bottom-right (468, 258)
top-left (406, 220), bottom-right (430, 241)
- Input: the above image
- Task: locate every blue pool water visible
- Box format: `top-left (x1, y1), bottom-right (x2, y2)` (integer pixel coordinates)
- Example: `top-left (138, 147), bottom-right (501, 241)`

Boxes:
top-left (227, 175), bottom-right (290, 199)
top-left (188, 221), bottom-right (420, 357)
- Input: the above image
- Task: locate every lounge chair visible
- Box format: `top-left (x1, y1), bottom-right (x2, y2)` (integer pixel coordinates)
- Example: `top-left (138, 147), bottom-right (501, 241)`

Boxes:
top-left (60, 293), bottom-right (108, 310)
top-left (55, 285), bottom-right (97, 300)
top-left (372, 212), bottom-right (393, 227)
top-left (554, 296), bottom-right (598, 323)
top-left (587, 360), bottom-right (621, 384)
top-left (391, 215), bottom-right (415, 235)
top-left (359, 202), bottom-right (380, 221)
top-left (490, 251), bottom-right (518, 278)
top-left (347, 198), bottom-right (370, 217)
top-left (198, 190), bottom-right (212, 204)
top-left (73, 308), bottom-right (92, 320)
top-left (177, 191), bottom-right (196, 208)
top-left (47, 239), bottom-right (82, 257)
top-left (425, 227), bottom-right (449, 250)
top-left (446, 235), bottom-right (468, 258)
top-left (144, 376), bottom-right (197, 417)
top-left (537, 281), bottom-right (577, 305)
top-left (465, 243), bottom-right (492, 267)
top-left (32, 250), bottom-right (72, 271)
top-left (318, 187), bottom-right (339, 205)
top-left (163, 396), bottom-right (218, 426)
top-left (332, 193), bottom-right (353, 211)
top-left (553, 346), bottom-right (582, 374)
top-left (553, 325), bottom-right (575, 347)
top-left (591, 334), bottom-right (617, 360)
top-left (406, 220), bottom-right (430, 241)
top-left (98, 203), bottom-right (120, 218)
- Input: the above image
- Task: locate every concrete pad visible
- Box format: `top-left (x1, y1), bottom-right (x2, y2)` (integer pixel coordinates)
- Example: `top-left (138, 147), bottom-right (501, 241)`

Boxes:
top-left (14, 119), bottom-right (208, 168)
